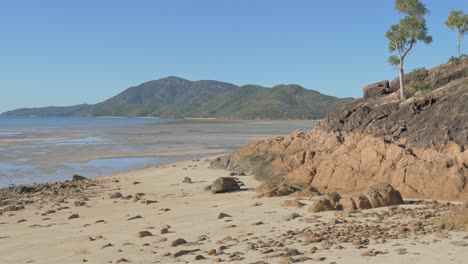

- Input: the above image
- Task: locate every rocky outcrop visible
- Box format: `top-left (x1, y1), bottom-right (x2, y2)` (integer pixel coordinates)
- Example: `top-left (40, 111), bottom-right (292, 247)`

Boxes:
top-left (211, 61), bottom-right (468, 201)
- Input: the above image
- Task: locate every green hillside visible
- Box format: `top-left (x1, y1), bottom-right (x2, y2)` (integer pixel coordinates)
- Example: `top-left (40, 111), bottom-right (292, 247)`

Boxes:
top-left (2, 77), bottom-right (353, 119)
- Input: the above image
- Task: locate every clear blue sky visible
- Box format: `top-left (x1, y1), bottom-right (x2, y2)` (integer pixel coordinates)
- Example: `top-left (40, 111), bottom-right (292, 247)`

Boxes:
top-left (0, 0), bottom-right (466, 113)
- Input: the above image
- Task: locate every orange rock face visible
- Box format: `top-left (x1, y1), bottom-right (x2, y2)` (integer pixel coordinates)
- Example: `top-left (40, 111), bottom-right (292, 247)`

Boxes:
top-left (211, 63), bottom-right (468, 201)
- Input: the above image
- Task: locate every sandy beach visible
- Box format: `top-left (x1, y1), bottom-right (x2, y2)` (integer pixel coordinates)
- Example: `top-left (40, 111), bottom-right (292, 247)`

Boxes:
top-left (1, 157), bottom-right (467, 264)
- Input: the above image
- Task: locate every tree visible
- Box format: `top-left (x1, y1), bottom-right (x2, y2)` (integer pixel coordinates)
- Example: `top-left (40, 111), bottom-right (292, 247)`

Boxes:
top-left (385, 0), bottom-right (432, 100)
top-left (445, 10), bottom-right (468, 59)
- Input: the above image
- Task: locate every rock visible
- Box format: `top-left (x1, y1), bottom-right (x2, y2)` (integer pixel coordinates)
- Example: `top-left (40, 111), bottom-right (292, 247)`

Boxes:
top-left (353, 194), bottom-right (372, 209)
top-left (308, 196), bottom-right (334, 213)
top-left (204, 185), bottom-right (212, 191)
top-left (338, 197), bottom-right (356, 211)
top-left (173, 250), bottom-right (191, 257)
top-left (324, 192), bottom-right (341, 207)
top-left (255, 182), bottom-right (300, 197)
top-left (74, 201), bottom-right (86, 207)
top-left (218, 213), bottom-right (231, 219)
top-left (440, 202), bottom-right (468, 231)
top-left (1, 205), bottom-right (25, 212)
top-left (183, 177), bottom-right (192, 184)
top-left (138, 231), bottom-right (153, 238)
top-left (285, 212), bottom-right (300, 221)
top-left (160, 228), bottom-right (169, 234)
top-left (109, 192), bottom-right (123, 199)
top-left (362, 183), bottom-right (403, 208)
top-left (115, 258), bottom-right (130, 263)
top-left (68, 214), bottom-right (79, 219)
top-left (209, 62), bottom-right (468, 201)
top-left (195, 254), bottom-right (206, 260)
top-left (171, 238), bottom-right (187, 247)
top-left (363, 80), bottom-right (391, 99)
top-left (281, 200), bottom-right (305, 208)
top-left (449, 241), bottom-right (468, 247)
top-left (210, 177), bottom-right (240, 194)
top-left (128, 215), bottom-right (142, 221)
top-left (72, 175), bottom-right (87, 181)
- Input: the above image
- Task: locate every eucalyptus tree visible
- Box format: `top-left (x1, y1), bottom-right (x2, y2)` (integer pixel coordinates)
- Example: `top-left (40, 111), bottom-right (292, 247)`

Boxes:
top-left (445, 10), bottom-right (468, 59)
top-left (385, 0), bottom-right (432, 100)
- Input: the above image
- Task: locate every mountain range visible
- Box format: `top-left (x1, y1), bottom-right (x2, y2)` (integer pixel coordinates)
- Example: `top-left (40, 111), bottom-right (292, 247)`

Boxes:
top-left (1, 76), bottom-right (353, 119)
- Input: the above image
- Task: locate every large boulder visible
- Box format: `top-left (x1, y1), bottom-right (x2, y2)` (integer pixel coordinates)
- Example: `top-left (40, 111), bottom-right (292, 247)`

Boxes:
top-left (210, 177), bottom-right (241, 194)
top-left (353, 194), bottom-right (372, 209)
top-left (308, 196), bottom-right (335, 213)
top-left (362, 183), bottom-right (403, 208)
top-left (337, 197), bottom-right (356, 211)
top-left (440, 202), bottom-right (468, 231)
top-left (363, 80), bottom-right (391, 99)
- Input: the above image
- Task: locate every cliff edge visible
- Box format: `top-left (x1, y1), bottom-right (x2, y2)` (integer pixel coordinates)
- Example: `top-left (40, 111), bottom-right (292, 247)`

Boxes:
top-left (211, 60), bottom-right (468, 201)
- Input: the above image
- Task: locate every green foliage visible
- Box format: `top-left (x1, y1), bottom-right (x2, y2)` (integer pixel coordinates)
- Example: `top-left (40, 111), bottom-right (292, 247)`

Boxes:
top-left (386, 0), bottom-right (432, 100)
top-left (388, 56), bottom-right (400, 66)
top-left (410, 68), bottom-right (430, 92)
top-left (395, 0), bottom-right (429, 16)
top-left (1, 77), bottom-right (353, 120)
top-left (445, 10), bottom-right (468, 33)
top-left (447, 54), bottom-right (468, 66)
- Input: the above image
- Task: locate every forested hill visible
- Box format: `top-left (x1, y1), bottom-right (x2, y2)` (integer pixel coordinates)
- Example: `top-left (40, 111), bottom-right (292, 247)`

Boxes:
top-left (1, 76), bottom-right (352, 119)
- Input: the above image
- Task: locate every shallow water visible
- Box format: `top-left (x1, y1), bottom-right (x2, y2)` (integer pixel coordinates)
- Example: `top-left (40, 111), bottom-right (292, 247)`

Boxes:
top-left (0, 117), bottom-right (313, 187)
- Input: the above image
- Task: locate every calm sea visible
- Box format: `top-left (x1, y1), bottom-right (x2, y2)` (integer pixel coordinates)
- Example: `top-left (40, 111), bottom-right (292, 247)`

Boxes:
top-left (0, 117), bottom-right (313, 187)
top-left (0, 117), bottom-right (176, 187)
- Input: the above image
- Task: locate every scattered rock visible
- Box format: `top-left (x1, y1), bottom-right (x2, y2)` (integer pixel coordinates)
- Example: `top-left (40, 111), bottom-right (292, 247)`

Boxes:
top-left (74, 201), bottom-right (86, 207)
top-left (171, 238), bottom-right (187, 247)
top-left (218, 213), bottom-right (232, 219)
top-left (308, 196), bottom-right (334, 213)
top-left (109, 192), bottom-right (123, 199)
top-left (183, 177), bottom-right (192, 184)
top-left (72, 175), bottom-right (87, 181)
top-left (138, 231), bottom-right (153, 238)
top-left (285, 212), bottom-right (301, 221)
top-left (281, 200), bottom-right (305, 208)
top-left (210, 177), bottom-right (241, 194)
top-left (450, 241), bottom-right (468, 247)
top-left (68, 214), bottom-right (79, 219)
top-left (173, 250), bottom-right (191, 258)
top-left (128, 215), bottom-right (142, 221)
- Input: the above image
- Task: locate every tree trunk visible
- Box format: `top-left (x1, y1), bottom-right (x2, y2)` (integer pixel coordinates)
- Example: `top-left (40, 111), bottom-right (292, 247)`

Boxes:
top-left (399, 61), bottom-right (405, 100)
top-left (458, 34), bottom-right (461, 59)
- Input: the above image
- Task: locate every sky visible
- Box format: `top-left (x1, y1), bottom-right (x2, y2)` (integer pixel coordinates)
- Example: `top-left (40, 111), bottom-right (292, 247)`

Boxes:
top-left (0, 0), bottom-right (466, 113)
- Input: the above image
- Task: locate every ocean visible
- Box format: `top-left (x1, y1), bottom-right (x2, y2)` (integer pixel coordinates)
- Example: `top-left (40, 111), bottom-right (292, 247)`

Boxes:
top-left (0, 117), bottom-right (312, 187)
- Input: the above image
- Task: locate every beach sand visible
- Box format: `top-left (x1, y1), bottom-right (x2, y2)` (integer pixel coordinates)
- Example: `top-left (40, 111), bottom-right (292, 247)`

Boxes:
top-left (1, 158), bottom-right (467, 264)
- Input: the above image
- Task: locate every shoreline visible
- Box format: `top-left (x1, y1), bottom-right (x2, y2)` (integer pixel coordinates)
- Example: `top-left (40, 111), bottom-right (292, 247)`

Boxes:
top-left (0, 157), bottom-right (467, 264)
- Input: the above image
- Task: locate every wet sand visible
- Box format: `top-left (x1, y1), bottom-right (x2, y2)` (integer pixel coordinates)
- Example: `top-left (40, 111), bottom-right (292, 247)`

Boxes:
top-left (0, 119), bottom-right (314, 186)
